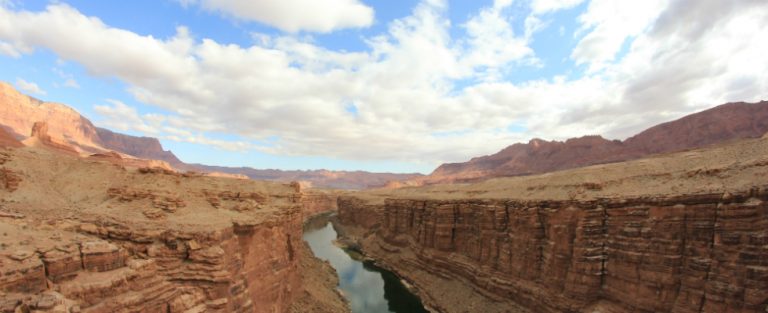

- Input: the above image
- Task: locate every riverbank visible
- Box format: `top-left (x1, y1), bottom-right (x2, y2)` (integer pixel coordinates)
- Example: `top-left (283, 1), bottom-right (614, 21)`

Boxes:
top-left (291, 212), bottom-right (351, 313)
top-left (304, 214), bottom-right (429, 313)
top-left (289, 240), bottom-right (351, 313)
top-left (332, 220), bottom-right (524, 313)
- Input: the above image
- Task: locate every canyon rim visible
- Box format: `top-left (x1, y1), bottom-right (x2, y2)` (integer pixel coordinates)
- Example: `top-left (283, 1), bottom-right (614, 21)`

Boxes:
top-left (1, 0), bottom-right (768, 313)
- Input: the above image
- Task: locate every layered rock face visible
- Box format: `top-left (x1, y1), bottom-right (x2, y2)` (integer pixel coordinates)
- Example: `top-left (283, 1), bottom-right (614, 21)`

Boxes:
top-left (26, 121), bottom-right (79, 156)
top-left (336, 136), bottom-right (768, 313)
top-left (340, 192), bottom-right (767, 312)
top-left (0, 212), bottom-right (302, 313)
top-left (0, 146), bottom-right (307, 313)
top-left (0, 81), bottom-right (181, 161)
top-left (0, 127), bottom-right (22, 148)
top-left (301, 190), bottom-right (341, 218)
top-left (95, 127), bottom-right (182, 165)
top-left (0, 82), bottom-right (102, 150)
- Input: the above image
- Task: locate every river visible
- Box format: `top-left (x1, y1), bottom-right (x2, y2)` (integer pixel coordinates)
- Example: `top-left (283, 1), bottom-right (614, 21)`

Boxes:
top-left (303, 217), bottom-right (428, 313)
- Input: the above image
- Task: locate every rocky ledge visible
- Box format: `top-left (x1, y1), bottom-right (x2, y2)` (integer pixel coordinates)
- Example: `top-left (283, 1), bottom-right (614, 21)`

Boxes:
top-left (0, 146), bottom-right (346, 313)
top-left (338, 190), bottom-right (767, 313)
top-left (335, 136), bottom-right (768, 313)
top-left (0, 197), bottom-right (303, 313)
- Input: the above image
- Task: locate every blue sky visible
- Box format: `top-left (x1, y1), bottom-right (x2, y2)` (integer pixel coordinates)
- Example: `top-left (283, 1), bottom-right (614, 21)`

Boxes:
top-left (1, 0), bottom-right (766, 173)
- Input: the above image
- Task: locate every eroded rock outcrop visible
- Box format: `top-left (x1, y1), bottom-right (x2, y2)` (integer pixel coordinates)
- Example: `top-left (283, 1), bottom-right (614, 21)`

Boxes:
top-left (0, 127), bottom-right (22, 148)
top-left (0, 146), bottom-right (310, 313)
top-left (26, 121), bottom-right (79, 156)
top-left (301, 190), bottom-right (341, 219)
top-left (0, 206), bottom-right (303, 313)
top-left (339, 192), bottom-right (767, 312)
top-left (336, 136), bottom-right (768, 313)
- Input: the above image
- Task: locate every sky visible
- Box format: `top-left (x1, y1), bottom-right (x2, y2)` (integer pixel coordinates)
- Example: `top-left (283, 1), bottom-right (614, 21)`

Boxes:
top-left (0, 0), bottom-right (766, 174)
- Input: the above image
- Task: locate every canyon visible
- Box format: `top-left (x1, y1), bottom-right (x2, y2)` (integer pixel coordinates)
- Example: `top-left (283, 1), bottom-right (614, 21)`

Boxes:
top-left (1, 80), bottom-right (767, 313)
top-left (336, 134), bottom-right (768, 312)
top-left (0, 138), bottom-right (346, 312)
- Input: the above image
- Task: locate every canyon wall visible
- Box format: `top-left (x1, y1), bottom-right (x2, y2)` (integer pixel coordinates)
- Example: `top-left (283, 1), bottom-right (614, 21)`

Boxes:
top-left (95, 127), bottom-right (182, 164)
top-left (0, 207), bottom-right (303, 313)
top-left (300, 191), bottom-right (340, 219)
top-left (337, 188), bottom-right (768, 313)
top-left (0, 145), bottom-right (313, 313)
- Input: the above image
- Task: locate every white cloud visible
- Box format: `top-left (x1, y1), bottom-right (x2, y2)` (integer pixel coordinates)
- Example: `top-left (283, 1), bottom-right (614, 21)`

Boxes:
top-left (63, 78), bottom-right (80, 88)
top-left (180, 0), bottom-right (374, 33)
top-left (460, 1), bottom-right (537, 81)
top-left (94, 100), bottom-right (251, 152)
top-left (0, 1), bottom-right (767, 168)
top-left (15, 78), bottom-right (46, 95)
top-left (571, 0), bottom-right (668, 71)
top-left (0, 40), bottom-right (21, 57)
top-left (531, 0), bottom-right (586, 14)
top-left (94, 100), bottom-right (160, 135)
top-left (52, 68), bottom-right (80, 88)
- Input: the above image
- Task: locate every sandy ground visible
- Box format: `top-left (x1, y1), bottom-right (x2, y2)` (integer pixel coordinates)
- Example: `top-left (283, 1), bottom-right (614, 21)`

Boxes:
top-left (290, 241), bottom-right (350, 313)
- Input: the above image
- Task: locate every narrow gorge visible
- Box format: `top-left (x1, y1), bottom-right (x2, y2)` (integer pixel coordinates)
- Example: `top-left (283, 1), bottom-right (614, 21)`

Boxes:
top-left (334, 136), bottom-right (768, 313)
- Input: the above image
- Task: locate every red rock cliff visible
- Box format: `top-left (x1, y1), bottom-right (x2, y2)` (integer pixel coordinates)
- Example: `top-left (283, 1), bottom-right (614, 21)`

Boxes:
top-left (338, 190), bottom-right (768, 313)
top-left (0, 127), bottom-right (22, 148)
top-left (96, 127), bottom-right (182, 164)
top-left (336, 136), bottom-right (768, 313)
top-left (0, 146), bottom-right (306, 313)
top-left (301, 191), bottom-right (340, 219)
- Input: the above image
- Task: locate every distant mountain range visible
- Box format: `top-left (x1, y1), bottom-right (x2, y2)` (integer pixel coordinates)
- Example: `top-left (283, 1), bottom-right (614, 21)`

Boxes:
top-left (3, 81), bottom-right (766, 189)
top-left (0, 82), bottom-right (422, 189)
top-left (410, 100), bottom-right (768, 185)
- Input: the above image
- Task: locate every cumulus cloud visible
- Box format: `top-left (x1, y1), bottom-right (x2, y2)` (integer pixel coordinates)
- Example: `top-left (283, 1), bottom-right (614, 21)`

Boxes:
top-left (460, 0), bottom-right (537, 81)
top-left (94, 100), bottom-right (252, 152)
top-left (179, 0), bottom-right (374, 33)
top-left (94, 100), bottom-right (161, 135)
top-left (15, 78), bottom-right (46, 95)
top-left (52, 68), bottom-right (80, 89)
top-left (63, 78), bottom-right (80, 88)
top-left (0, 41), bottom-right (21, 57)
top-left (571, 0), bottom-right (669, 71)
top-left (531, 0), bottom-right (586, 14)
top-left (0, 1), bottom-right (766, 168)
top-left (566, 0), bottom-right (768, 138)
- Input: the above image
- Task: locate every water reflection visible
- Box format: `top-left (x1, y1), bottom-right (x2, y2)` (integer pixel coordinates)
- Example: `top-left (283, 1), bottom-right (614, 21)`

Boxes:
top-left (303, 218), bottom-right (428, 313)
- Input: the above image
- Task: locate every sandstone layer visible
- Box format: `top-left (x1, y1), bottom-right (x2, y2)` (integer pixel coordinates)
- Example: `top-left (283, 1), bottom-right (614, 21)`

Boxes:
top-left (0, 127), bottom-right (21, 148)
top-left (337, 136), bottom-right (768, 313)
top-left (0, 143), bottom-right (346, 313)
top-left (300, 190), bottom-right (341, 219)
top-left (416, 101), bottom-right (768, 185)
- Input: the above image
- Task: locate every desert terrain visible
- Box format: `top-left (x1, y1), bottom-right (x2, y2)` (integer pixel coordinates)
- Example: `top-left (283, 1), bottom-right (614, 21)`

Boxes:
top-left (0, 137), bottom-right (347, 312)
top-left (1, 80), bottom-right (767, 312)
top-left (335, 133), bottom-right (768, 312)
